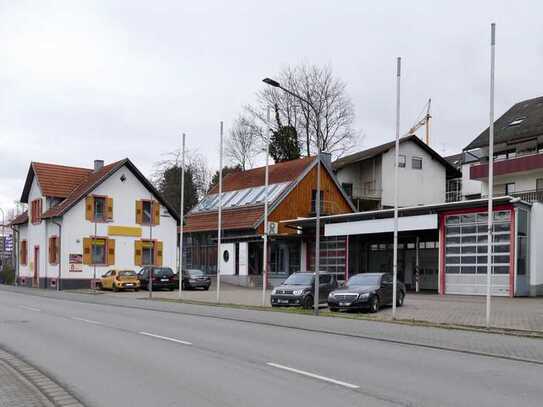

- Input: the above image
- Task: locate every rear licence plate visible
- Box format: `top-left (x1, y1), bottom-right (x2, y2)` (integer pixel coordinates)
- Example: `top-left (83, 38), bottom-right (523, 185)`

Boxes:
top-left (126, 284), bottom-right (133, 287)
top-left (161, 279), bottom-right (169, 282)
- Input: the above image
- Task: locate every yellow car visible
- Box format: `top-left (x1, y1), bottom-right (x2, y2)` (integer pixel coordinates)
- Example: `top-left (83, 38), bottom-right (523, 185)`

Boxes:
top-left (101, 270), bottom-right (140, 292)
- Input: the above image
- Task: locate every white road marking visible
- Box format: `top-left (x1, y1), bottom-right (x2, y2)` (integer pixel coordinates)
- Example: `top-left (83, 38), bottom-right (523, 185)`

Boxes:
top-left (266, 362), bottom-right (360, 389)
top-left (19, 306), bottom-right (41, 312)
top-left (139, 331), bottom-right (192, 345)
top-left (70, 317), bottom-right (103, 325)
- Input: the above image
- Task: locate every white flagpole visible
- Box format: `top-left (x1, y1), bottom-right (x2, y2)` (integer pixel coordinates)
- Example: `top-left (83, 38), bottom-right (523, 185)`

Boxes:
top-left (262, 108), bottom-right (270, 306)
top-left (216, 122), bottom-right (224, 303)
top-left (178, 133), bottom-right (186, 298)
top-left (486, 23), bottom-right (496, 328)
top-left (392, 57), bottom-right (401, 320)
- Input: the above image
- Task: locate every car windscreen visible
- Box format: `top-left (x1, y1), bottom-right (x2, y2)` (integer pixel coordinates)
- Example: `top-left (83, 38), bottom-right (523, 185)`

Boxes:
top-left (152, 268), bottom-right (174, 277)
top-left (283, 274), bottom-right (313, 285)
top-left (347, 274), bottom-right (381, 286)
top-left (118, 271), bottom-right (136, 276)
top-left (188, 269), bottom-right (205, 277)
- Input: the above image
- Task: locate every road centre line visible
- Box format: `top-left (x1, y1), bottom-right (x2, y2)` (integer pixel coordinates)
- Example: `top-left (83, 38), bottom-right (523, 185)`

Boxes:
top-left (266, 362), bottom-right (360, 389)
top-left (19, 306), bottom-right (41, 312)
top-left (139, 331), bottom-right (192, 345)
top-left (70, 317), bottom-right (103, 325)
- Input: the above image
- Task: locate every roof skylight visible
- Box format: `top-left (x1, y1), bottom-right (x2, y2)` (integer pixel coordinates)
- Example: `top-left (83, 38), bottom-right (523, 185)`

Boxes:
top-left (192, 182), bottom-right (290, 213)
top-left (508, 118), bottom-right (525, 127)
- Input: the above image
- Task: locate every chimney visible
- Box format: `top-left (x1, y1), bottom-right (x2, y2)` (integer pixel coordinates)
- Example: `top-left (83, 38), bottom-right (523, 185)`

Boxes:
top-left (319, 152), bottom-right (332, 167)
top-left (94, 160), bottom-right (104, 172)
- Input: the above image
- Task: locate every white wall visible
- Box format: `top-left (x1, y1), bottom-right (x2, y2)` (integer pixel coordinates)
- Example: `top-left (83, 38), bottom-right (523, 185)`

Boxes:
top-left (381, 141), bottom-right (446, 207)
top-left (461, 163), bottom-right (483, 198)
top-left (18, 178), bottom-right (47, 282)
top-left (58, 164), bottom-right (178, 281)
top-left (481, 169), bottom-right (543, 196)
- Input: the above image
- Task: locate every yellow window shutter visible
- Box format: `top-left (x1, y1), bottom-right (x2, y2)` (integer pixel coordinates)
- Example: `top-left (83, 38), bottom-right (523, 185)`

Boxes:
top-left (135, 200), bottom-right (143, 224)
top-left (106, 197), bottom-right (114, 221)
top-left (154, 241), bottom-right (163, 266)
top-left (83, 238), bottom-right (92, 265)
top-left (152, 201), bottom-right (160, 225)
top-left (107, 239), bottom-right (115, 266)
top-left (134, 240), bottom-right (143, 266)
top-left (85, 196), bottom-right (94, 221)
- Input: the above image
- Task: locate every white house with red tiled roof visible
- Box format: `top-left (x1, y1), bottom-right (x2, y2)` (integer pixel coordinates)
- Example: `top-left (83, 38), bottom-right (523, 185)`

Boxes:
top-left (11, 159), bottom-right (179, 289)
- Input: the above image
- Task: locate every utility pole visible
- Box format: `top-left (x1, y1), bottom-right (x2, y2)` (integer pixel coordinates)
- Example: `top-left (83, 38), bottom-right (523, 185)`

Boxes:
top-left (216, 122), bottom-right (224, 304)
top-left (392, 57), bottom-right (402, 320)
top-left (178, 133), bottom-right (186, 298)
top-left (262, 109), bottom-right (270, 306)
top-left (486, 23), bottom-right (496, 328)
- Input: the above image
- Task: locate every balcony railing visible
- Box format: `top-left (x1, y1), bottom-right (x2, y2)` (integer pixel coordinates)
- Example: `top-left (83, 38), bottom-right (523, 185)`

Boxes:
top-left (511, 189), bottom-right (543, 203)
top-left (470, 152), bottom-right (543, 179)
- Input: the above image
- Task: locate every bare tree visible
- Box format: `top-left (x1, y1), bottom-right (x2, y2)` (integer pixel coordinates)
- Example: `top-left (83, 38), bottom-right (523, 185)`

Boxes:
top-left (247, 64), bottom-right (357, 159)
top-left (225, 115), bottom-right (262, 170)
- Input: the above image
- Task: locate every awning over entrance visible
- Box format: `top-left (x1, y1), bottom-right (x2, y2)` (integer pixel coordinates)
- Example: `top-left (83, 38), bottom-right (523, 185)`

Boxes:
top-left (324, 214), bottom-right (438, 237)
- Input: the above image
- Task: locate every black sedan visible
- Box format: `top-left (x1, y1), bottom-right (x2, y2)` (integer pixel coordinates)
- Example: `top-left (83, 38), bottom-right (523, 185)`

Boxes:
top-left (327, 272), bottom-right (405, 313)
top-left (137, 267), bottom-right (177, 291)
top-left (180, 269), bottom-right (211, 290)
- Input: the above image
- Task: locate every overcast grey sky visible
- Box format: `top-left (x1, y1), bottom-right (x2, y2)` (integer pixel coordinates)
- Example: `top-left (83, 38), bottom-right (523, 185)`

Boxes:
top-left (1, 0), bottom-right (542, 212)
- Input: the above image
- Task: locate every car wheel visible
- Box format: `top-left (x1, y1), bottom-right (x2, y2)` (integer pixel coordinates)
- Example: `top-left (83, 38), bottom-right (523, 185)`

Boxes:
top-left (397, 291), bottom-right (405, 307)
top-left (302, 295), bottom-right (313, 310)
top-left (112, 284), bottom-right (119, 292)
top-left (369, 296), bottom-right (379, 313)
top-left (204, 286), bottom-right (210, 291)
top-left (135, 288), bottom-right (140, 292)
top-left (182, 281), bottom-right (189, 290)
top-left (329, 307), bottom-right (339, 312)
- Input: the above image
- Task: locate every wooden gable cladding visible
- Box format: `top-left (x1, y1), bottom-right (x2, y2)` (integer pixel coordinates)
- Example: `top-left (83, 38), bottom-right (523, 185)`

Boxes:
top-left (258, 165), bottom-right (353, 235)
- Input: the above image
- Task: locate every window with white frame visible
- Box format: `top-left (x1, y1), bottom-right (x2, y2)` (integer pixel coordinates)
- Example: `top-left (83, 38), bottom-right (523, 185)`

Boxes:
top-left (412, 156), bottom-right (423, 170)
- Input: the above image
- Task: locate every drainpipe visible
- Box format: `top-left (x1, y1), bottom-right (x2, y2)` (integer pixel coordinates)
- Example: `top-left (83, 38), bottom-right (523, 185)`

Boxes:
top-left (9, 225), bottom-right (19, 286)
top-left (52, 219), bottom-right (62, 291)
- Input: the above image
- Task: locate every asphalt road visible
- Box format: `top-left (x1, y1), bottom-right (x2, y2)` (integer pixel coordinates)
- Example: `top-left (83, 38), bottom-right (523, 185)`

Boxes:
top-left (0, 290), bottom-right (541, 407)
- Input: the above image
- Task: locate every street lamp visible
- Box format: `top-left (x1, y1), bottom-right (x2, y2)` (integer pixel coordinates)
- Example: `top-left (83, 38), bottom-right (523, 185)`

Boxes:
top-left (262, 77), bottom-right (323, 316)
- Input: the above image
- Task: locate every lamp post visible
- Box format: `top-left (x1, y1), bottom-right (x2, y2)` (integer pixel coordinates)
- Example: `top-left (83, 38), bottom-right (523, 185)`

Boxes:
top-left (263, 78), bottom-right (322, 316)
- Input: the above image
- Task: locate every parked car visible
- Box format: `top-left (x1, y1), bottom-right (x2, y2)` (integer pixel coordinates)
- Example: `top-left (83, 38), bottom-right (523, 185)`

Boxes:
top-left (137, 267), bottom-right (177, 291)
top-left (327, 272), bottom-right (405, 313)
top-left (271, 272), bottom-right (338, 309)
top-left (100, 270), bottom-right (140, 292)
top-left (180, 269), bottom-right (211, 290)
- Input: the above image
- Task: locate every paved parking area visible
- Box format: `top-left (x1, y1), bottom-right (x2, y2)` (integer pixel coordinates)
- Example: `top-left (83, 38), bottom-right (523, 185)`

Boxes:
top-left (92, 284), bottom-right (543, 332)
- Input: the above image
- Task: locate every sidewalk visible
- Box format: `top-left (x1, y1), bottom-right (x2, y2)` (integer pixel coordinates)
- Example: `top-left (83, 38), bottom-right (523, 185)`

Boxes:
top-left (0, 347), bottom-right (84, 407)
top-left (105, 284), bottom-right (543, 333)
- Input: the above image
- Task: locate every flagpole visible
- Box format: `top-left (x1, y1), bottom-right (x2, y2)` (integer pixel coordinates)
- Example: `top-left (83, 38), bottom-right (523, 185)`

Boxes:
top-left (262, 108), bottom-right (270, 306)
top-left (486, 23), bottom-right (496, 328)
top-left (392, 56), bottom-right (401, 320)
top-left (216, 122), bottom-right (224, 303)
top-left (178, 133), bottom-right (186, 298)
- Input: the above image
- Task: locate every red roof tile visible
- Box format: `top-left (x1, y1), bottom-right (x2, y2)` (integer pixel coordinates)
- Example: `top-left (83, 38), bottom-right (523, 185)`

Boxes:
top-left (208, 156), bottom-right (315, 194)
top-left (10, 211), bottom-right (28, 226)
top-left (184, 206), bottom-right (264, 233)
top-left (42, 160), bottom-right (126, 219)
top-left (32, 162), bottom-right (93, 198)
